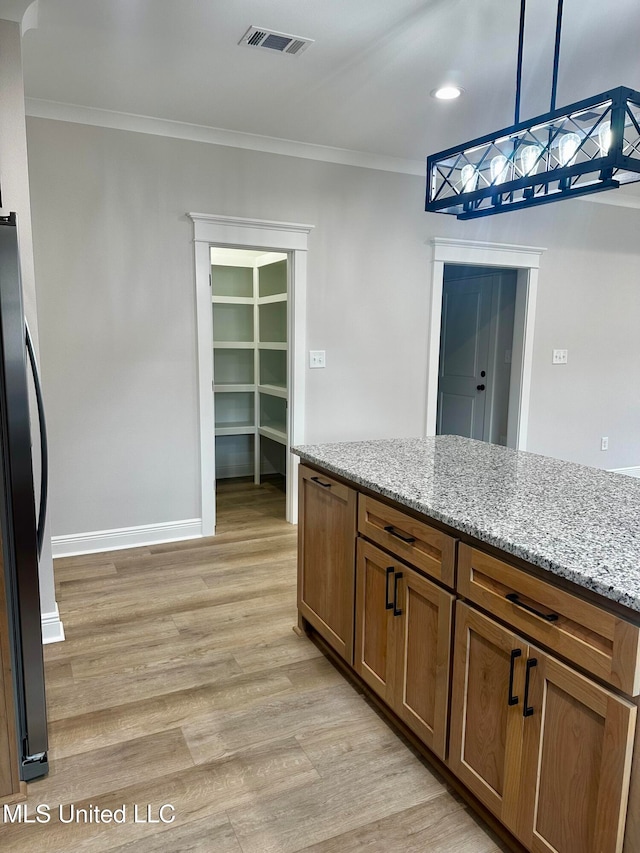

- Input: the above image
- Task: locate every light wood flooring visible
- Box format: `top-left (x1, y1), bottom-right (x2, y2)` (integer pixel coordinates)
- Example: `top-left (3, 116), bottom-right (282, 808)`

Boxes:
top-left (1, 478), bottom-right (508, 852)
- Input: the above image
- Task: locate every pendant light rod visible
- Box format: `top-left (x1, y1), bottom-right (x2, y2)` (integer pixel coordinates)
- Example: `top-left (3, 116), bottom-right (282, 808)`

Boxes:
top-left (550, 0), bottom-right (564, 111)
top-left (514, 0), bottom-right (527, 123)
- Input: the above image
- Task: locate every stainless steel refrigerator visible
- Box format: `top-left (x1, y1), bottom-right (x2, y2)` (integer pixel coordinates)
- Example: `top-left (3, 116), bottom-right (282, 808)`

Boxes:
top-left (0, 213), bottom-right (49, 780)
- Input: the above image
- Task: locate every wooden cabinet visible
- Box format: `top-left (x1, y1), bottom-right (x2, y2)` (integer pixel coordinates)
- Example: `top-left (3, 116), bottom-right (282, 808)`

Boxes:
top-left (450, 602), bottom-right (637, 853)
top-left (518, 648), bottom-right (635, 853)
top-left (449, 602), bottom-right (525, 827)
top-left (355, 538), bottom-right (453, 759)
top-left (297, 466), bottom-right (640, 853)
top-left (358, 494), bottom-right (456, 588)
top-left (297, 465), bottom-right (357, 663)
top-left (354, 538), bottom-right (397, 702)
top-left (393, 559), bottom-right (454, 759)
top-left (459, 544), bottom-right (640, 696)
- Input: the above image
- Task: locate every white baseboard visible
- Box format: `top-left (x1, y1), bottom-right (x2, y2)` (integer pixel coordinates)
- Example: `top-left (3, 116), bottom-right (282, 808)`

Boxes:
top-left (41, 604), bottom-right (65, 645)
top-left (51, 518), bottom-right (203, 558)
top-left (609, 466), bottom-right (640, 478)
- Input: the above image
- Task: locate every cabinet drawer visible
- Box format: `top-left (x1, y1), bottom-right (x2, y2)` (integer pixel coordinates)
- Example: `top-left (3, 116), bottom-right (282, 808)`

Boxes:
top-left (459, 543), bottom-right (640, 696)
top-left (358, 495), bottom-right (456, 588)
top-left (299, 465), bottom-right (353, 503)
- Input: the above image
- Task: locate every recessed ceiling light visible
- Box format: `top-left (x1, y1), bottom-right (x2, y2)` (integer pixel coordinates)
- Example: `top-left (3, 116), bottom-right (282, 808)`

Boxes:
top-left (431, 86), bottom-right (463, 100)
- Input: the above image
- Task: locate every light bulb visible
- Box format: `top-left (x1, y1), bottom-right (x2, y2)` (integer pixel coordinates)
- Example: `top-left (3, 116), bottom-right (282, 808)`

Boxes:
top-left (598, 120), bottom-right (612, 156)
top-left (519, 144), bottom-right (542, 176)
top-left (490, 154), bottom-right (509, 185)
top-left (558, 132), bottom-right (581, 166)
top-left (431, 86), bottom-right (463, 100)
top-left (460, 164), bottom-right (478, 193)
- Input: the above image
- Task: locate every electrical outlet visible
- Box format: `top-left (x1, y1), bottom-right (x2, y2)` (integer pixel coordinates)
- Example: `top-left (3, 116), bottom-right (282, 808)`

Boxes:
top-left (309, 350), bottom-right (326, 369)
top-left (601, 436), bottom-right (609, 451)
top-left (552, 349), bottom-right (568, 364)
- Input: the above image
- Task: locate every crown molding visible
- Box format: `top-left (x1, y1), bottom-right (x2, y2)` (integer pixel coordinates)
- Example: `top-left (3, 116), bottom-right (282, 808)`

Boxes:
top-left (25, 98), bottom-right (640, 204)
top-left (25, 97), bottom-right (425, 177)
top-left (0, 0), bottom-right (35, 24)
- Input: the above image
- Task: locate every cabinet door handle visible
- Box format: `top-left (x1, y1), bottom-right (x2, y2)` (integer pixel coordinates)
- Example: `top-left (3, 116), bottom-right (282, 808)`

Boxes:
top-left (393, 572), bottom-right (403, 616)
top-left (384, 525), bottom-right (416, 544)
top-left (523, 658), bottom-right (537, 718)
top-left (506, 592), bottom-right (559, 622)
top-left (310, 476), bottom-right (331, 488)
top-left (508, 648), bottom-right (522, 706)
top-left (385, 567), bottom-right (394, 610)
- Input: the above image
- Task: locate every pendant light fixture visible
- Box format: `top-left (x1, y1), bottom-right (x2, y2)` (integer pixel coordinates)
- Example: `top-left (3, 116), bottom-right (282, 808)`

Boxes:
top-left (425, 0), bottom-right (640, 219)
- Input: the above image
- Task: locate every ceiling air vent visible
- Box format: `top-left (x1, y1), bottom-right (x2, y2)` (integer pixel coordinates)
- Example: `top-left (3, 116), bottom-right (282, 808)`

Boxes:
top-left (239, 26), bottom-right (314, 56)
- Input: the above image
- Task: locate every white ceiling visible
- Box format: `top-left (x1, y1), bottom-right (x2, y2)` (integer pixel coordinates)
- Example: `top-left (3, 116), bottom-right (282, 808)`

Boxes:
top-left (5, 0), bottom-right (640, 168)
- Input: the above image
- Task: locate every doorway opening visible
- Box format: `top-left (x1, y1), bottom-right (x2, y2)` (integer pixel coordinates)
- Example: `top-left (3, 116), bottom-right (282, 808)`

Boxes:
top-left (437, 264), bottom-right (517, 445)
top-left (189, 213), bottom-right (313, 536)
top-left (426, 238), bottom-right (545, 450)
top-left (211, 248), bottom-right (288, 522)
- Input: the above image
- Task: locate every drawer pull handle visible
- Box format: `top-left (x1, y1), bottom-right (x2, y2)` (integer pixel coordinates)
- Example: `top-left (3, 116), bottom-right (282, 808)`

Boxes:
top-left (523, 658), bottom-right (537, 718)
top-left (384, 525), bottom-right (416, 544)
top-left (310, 476), bottom-right (331, 488)
top-left (508, 648), bottom-right (522, 706)
top-left (385, 566), bottom-right (394, 610)
top-left (506, 592), bottom-right (559, 622)
top-left (393, 572), bottom-right (403, 617)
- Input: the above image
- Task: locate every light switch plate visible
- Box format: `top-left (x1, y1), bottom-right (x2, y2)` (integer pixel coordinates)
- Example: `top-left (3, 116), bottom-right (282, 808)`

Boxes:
top-left (309, 350), bottom-right (326, 369)
top-left (552, 349), bottom-right (568, 364)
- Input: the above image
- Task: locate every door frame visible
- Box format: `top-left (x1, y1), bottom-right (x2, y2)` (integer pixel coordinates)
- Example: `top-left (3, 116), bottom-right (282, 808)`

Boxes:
top-left (426, 238), bottom-right (545, 450)
top-left (189, 213), bottom-right (314, 534)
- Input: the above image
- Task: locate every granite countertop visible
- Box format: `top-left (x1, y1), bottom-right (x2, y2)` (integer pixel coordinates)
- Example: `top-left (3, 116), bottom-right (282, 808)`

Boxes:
top-left (293, 435), bottom-right (640, 615)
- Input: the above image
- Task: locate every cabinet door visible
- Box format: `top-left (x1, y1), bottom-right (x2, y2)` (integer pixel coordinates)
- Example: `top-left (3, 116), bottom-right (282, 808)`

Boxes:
top-left (449, 602), bottom-right (526, 830)
top-left (354, 539), bottom-right (399, 702)
top-left (393, 567), bottom-right (454, 759)
top-left (517, 648), bottom-right (636, 853)
top-left (297, 465), bottom-right (357, 663)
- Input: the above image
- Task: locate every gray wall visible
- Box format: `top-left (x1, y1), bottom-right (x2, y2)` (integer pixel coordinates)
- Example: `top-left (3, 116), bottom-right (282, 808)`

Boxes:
top-left (25, 117), bottom-right (640, 538)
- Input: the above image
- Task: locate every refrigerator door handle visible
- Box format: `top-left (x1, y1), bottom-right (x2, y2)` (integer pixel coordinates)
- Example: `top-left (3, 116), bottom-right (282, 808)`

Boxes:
top-left (25, 322), bottom-right (48, 559)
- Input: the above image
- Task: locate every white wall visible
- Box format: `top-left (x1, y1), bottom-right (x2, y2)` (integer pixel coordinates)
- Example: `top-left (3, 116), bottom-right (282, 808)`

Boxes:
top-left (0, 20), bottom-right (59, 638)
top-left (24, 116), bottom-right (640, 540)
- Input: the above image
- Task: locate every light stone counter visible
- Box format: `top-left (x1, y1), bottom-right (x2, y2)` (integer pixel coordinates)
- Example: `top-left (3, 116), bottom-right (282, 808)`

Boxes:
top-left (293, 435), bottom-right (640, 614)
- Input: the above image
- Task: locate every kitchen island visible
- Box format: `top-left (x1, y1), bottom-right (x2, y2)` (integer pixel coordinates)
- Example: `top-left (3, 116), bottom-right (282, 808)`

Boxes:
top-left (293, 435), bottom-right (640, 853)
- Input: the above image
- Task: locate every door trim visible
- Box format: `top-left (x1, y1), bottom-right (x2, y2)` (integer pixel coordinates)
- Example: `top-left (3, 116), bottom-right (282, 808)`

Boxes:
top-left (426, 239), bottom-right (546, 451)
top-left (189, 213), bottom-right (314, 534)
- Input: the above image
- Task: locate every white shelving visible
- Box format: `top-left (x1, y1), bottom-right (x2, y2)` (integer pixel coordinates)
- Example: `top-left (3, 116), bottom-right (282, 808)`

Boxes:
top-left (212, 301), bottom-right (254, 343)
top-left (214, 383), bottom-right (254, 393)
top-left (258, 426), bottom-right (287, 445)
top-left (258, 293), bottom-right (287, 305)
top-left (211, 254), bottom-right (288, 481)
top-left (258, 383), bottom-right (287, 399)
top-left (216, 424), bottom-right (256, 437)
top-left (259, 392), bottom-right (287, 446)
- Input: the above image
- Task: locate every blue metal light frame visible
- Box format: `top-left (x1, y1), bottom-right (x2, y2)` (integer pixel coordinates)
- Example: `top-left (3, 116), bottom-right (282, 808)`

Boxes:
top-left (425, 86), bottom-right (640, 219)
